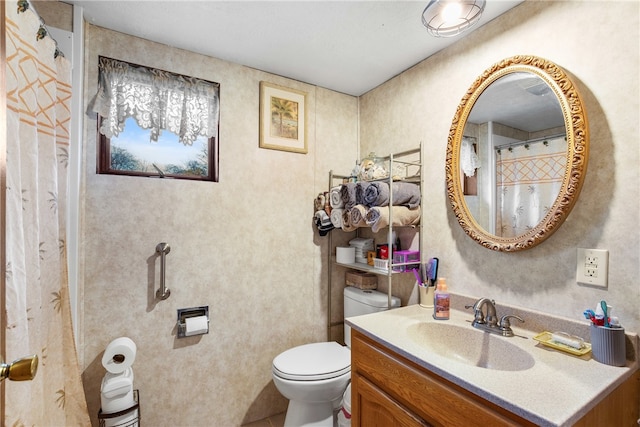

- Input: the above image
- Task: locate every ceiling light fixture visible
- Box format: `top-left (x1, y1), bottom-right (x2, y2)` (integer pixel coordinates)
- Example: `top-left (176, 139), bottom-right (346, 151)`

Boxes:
top-left (422, 0), bottom-right (486, 38)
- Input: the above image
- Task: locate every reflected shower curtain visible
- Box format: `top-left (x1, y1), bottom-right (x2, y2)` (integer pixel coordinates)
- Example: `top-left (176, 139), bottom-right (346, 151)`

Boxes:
top-left (4, 2), bottom-right (90, 425)
top-left (496, 137), bottom-right (566, 237)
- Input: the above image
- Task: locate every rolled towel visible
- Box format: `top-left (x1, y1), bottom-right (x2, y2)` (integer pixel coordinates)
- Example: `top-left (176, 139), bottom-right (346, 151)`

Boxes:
top-left (341, 208), bottom-right (357, 232)
top-left (349, 205), bottom-right (368, 228)
top-left (364, 181), bottom-right (421, 209)
top-left (365, 206), bottom-right (421, 233)
top-left (330, 208), bottom-right (344, 228)
top-left (340, 182), bottom-right (357, 210)
top-left (355, 182), bottom-right (370, 205)
top-left (329, 186), bottom-right (344, 209)
top-left (363, 182), bottom-right (385, 207)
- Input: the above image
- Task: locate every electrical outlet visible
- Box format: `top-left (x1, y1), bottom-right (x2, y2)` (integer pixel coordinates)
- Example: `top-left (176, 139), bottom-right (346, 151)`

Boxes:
top-left (576, 248), bottom-right (608, 288)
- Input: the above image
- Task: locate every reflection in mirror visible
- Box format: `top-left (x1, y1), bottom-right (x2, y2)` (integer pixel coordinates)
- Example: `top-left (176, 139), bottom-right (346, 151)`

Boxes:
top-left (462, 73), bottom-right (566, 236)
top-left (446, 56), bottom-right (589, 252)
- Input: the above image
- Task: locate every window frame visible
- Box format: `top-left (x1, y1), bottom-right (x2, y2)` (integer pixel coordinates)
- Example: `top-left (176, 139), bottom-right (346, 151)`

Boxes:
top-left (95, 58), bottom-right (220, 182)
top-left (97, 117), bottom-right (219, 182)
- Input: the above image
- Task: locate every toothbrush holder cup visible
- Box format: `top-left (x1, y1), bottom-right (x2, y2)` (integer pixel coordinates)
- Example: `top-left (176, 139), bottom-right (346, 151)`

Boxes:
top-left (590, 325), bottom-right (626, 367)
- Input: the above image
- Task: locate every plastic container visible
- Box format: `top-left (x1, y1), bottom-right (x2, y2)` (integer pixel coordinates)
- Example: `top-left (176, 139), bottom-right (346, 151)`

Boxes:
top-left (392, 250), bottom-right (420, 272)
top-left (433, 278), bottom-right (450, 320)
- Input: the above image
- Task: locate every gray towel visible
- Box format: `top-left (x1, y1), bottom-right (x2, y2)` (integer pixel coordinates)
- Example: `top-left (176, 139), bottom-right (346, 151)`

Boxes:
top-left (355, 182), bottom-right (370, 206)
top-left (364, 181), bottom-right (421, 209)
top-left (340, 182), bottom-right (357, 210)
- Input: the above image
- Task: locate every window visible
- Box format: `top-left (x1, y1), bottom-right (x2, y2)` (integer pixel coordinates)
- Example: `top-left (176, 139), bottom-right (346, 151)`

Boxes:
top-left (91, 57), bottom-right (220, 181)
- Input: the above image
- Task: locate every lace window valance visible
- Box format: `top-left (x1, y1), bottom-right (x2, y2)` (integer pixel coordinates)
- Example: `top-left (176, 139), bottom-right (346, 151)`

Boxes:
top-left (90, 57), bottom-right (220, 145)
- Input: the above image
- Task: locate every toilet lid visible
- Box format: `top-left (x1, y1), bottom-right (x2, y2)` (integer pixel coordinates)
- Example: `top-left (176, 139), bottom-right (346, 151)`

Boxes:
top-left (273, 342), bottom-right (351, 381)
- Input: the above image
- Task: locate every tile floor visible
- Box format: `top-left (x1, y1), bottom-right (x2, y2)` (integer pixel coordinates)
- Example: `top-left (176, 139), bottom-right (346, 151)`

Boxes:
top-left (241, 412), bottom-right (286, 427)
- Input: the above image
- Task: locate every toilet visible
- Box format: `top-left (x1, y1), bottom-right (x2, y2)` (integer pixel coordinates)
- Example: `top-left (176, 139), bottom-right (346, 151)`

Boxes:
top-left (272, 287), bottom-right (401, 427)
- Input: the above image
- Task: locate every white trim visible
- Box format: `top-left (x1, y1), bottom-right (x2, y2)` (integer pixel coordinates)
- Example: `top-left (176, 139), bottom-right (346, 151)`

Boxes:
top-left (67, 4), bottom-right (84, 351)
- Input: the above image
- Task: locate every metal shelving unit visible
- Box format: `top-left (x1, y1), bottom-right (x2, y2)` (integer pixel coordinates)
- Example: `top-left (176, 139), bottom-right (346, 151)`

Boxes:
top-left (326, 146), bottom-right (422, 339)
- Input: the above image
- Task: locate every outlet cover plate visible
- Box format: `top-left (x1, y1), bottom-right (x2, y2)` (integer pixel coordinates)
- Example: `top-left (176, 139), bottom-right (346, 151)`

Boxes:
top-left (576, 248), bottom-right (608, 288)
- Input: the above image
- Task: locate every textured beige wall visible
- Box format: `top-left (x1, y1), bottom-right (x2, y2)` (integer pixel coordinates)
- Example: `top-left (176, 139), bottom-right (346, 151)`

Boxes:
top-left (360, 1), bottom-right (639, 333)
top-left (78, 1), bottom-right (639, 425)
top-left (80, 25), bottom-right (358, 426)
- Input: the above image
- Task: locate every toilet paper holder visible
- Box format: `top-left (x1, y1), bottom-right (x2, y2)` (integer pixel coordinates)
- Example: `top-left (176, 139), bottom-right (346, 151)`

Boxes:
top-left (177, 306), bottom-right (209, 338)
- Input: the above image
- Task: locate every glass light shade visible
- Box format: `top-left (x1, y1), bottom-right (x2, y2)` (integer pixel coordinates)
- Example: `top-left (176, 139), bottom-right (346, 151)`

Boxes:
top-left (422, 0), bottom-right (486, 38)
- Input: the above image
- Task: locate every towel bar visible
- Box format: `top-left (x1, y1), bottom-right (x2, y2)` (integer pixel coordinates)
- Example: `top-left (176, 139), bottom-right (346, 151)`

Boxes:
top-left (156, 242), bottom-right (171, 300)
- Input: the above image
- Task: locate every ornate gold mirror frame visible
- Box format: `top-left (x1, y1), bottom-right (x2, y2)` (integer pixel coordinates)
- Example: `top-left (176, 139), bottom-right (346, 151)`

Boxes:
top-left (446, 55), bottom-right (589, 251)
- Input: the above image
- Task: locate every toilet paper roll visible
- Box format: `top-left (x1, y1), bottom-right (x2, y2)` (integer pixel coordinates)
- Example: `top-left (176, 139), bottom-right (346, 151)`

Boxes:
top-left (185, 315), bottom-right (209, 337)
top-left (336, 246), bottom-right (356, 264)
top-left (102, 337), bottom-right (137, 374)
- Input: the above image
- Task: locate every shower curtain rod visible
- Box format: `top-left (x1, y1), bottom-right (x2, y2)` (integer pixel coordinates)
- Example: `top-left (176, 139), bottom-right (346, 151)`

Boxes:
top-left (494, 133), bottom-right (566, 151)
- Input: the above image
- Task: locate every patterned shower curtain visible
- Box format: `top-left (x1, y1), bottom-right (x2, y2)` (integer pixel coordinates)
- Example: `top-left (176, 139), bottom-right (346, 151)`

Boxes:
top-left (496, 137), bottom-right (566, 237)
top-left (4, 2), bottom-right (90, 424)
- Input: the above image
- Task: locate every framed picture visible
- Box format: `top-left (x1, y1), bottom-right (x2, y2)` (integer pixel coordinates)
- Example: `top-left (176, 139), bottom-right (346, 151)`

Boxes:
top-left (259, 81), bottom-right (307, 154)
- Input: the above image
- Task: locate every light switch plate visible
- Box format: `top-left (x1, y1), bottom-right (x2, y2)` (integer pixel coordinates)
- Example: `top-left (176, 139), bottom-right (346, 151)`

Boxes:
top-left (576, 248), bottom-right (608, 288)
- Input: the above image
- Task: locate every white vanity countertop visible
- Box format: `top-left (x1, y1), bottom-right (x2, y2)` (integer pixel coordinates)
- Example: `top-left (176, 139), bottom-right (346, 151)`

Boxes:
top-left (347, 304), bottom-right (639, 427)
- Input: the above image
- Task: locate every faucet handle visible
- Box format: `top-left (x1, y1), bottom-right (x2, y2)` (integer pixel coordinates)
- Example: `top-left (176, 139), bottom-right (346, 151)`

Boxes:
top-left (465, 303), bottom-right (486, 324)
top-left (499, 315), bottom-right (524, 329)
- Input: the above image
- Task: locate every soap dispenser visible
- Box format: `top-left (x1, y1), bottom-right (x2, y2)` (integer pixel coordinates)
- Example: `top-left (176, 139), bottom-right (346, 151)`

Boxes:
top-left (433, 277), bottom-right (450, 320)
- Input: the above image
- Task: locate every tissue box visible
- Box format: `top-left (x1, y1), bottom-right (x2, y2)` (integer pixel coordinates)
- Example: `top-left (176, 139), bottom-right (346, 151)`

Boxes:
top-left (392, 250), bottom-right (420, 272)
top-left (345, 271), bottom-right (378, 290)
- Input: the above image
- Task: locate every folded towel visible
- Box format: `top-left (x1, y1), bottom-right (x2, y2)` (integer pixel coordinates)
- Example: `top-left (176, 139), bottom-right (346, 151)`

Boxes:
top-left (341, 208), bottom-right (357, 232)
top-left (349, 205), bottom-right (368, 228)
top-left (314, 210), bottom-right (334, 236)
top-left (329, 186), bottom-right (344, 209)
top-left (340, 182), bottom-right (357, 210)
top-left (355, 182), bottom-right (370, 205)
top-left (365, 206), bottom-right (421, 233)
top-left (363, 181), bottom-right (421, 209)
top-left (330, 208), bottom-right (344, 228)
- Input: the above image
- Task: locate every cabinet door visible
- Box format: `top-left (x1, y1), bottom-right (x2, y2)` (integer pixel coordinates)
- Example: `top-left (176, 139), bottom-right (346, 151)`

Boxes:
top-left (354, 373), bottom-right (430, 427)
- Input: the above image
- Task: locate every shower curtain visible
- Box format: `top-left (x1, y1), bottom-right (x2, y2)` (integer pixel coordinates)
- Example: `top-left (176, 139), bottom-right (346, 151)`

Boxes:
top-left (4, 2), bottom-right (90, 424)
top-left (495, 137), bottom-right (566, 237)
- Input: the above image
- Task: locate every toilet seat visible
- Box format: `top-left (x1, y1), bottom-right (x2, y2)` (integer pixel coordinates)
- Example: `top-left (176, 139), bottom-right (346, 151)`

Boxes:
top-left (272, 342), bottom-right (350, 381)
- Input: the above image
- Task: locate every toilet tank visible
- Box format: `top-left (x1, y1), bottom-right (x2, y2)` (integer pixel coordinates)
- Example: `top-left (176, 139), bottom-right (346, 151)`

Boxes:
top-left (343, 286), bottom-right (400, 347)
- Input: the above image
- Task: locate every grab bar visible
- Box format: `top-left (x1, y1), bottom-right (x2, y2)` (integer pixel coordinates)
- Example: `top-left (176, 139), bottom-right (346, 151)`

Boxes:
top-left (156, 242), bottom-right (171, 300)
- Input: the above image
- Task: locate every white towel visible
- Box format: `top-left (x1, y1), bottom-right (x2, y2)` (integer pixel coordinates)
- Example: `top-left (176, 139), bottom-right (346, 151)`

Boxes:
top-left (330, 208), bottom-right (344, 228)
top-left (329, 186), bottom-right (344, 209)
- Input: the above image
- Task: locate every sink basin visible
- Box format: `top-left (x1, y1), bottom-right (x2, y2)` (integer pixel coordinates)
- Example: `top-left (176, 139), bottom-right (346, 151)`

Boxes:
top-left (406, 322), bottom-right (535, 371)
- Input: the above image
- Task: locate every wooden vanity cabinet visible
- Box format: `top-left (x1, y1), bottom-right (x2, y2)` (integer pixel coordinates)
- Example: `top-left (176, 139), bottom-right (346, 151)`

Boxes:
top-left (350, 329), bottom-right (533, 427)
top-left (350, 329), bottom-right (640, 427)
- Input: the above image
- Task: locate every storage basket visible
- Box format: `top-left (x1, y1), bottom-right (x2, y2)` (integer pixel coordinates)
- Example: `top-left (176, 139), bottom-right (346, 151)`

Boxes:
top-left (374, 258), bottom-right (389, 271)
top-left (98, 389), bottom-right (140, 427)
top-left (345, 271), bottom-right (378, 290)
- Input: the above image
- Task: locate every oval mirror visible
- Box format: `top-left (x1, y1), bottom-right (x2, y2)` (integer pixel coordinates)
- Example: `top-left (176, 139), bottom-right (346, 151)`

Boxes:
top-left (446, 56), bottom-right (588, 251)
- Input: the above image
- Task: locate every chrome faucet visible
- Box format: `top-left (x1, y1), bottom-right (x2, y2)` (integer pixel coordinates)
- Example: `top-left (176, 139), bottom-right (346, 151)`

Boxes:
top-left (465, 298), bottom-right (524, 337)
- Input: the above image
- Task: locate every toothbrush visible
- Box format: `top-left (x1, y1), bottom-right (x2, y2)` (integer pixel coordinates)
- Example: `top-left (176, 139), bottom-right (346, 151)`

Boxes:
top-left (430, 258), bottom-right (439, 286)
top-left (412, 268), bottom-right (423, 285)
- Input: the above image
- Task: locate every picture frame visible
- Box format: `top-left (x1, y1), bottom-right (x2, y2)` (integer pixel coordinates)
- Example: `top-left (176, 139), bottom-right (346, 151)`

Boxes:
top-left (259, 81), bottom-right (307, 154)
